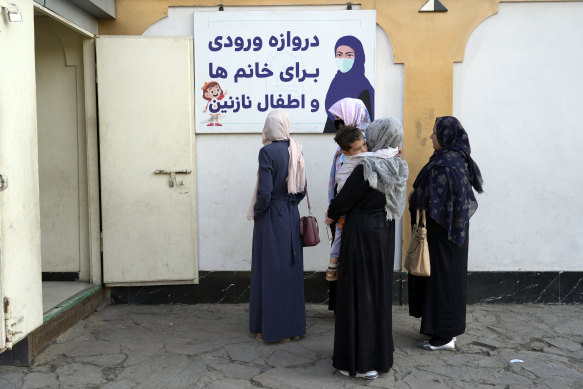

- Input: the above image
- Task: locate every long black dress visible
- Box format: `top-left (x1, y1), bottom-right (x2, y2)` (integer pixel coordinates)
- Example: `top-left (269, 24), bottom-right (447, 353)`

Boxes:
top-left (327, 164), bottom-right (394, 375)
top-left (407, 116), bottom-right (481, 341)
top-left (408, 213), bottom-right (469, 338)
top-left (249, 141), bottom-right (306, 342)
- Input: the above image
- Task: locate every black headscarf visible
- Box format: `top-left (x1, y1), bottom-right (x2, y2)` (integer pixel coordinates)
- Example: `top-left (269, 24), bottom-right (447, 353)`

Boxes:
top-left (409, 116), bottom-right (484, 246)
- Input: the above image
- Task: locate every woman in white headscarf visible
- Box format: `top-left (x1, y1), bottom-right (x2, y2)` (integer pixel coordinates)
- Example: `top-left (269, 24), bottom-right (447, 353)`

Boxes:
top-left (248, 109), bottom-right (307, 343)
top-left (327, 97), bottom-right (371, 202)
top-left (325, 98), bottom-right (371, 310)
top-left (326, 117), bottom-right (408, 379)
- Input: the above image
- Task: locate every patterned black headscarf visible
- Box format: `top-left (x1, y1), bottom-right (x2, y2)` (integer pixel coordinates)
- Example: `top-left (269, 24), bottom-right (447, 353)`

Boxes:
top-left (409, 116), bottom-right (484, 246)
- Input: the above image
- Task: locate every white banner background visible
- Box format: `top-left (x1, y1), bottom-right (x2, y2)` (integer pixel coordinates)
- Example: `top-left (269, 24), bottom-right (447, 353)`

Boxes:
top-left (194, 10), bottom-right (376, 133)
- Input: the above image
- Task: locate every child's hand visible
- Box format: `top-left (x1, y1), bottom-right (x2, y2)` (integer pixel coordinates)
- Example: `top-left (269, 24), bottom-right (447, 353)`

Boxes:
top-left (324, 212), bottom-right (334, 225)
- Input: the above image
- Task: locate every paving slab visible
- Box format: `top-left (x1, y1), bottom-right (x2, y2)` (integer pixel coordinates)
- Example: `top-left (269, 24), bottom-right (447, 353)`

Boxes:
top-left (0, 304), bottom-right (582, 388)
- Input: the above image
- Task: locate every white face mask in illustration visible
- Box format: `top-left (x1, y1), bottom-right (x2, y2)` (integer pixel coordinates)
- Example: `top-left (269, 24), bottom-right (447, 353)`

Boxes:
top-left (336, 58), bottom-right (354, 73)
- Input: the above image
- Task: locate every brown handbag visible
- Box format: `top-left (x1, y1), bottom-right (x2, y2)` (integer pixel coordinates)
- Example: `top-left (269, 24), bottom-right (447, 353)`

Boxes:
top-left (404, 209), bottom-right (430, 277)
top-left (299, 184), bottom-right (320, 247)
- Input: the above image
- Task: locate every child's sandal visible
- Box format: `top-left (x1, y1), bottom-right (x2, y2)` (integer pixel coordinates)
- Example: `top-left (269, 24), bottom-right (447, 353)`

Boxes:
top-left (326, 266), bottom-right (338, 281)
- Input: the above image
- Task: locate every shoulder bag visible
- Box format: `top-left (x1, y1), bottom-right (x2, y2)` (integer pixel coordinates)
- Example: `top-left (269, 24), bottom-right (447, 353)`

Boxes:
top-left (404, 209), bottom-right (430, 277)
top-left (300, 183), bottom-right (320, 247)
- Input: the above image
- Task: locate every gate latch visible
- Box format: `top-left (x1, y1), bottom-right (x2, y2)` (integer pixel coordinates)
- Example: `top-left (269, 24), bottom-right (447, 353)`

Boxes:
top-left (154, 170), bottom-right (191, 188)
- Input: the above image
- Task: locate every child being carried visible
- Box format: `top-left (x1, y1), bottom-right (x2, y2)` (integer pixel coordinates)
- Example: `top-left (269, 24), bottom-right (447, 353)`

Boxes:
top-left (326, 125), bottom-right (399, 281)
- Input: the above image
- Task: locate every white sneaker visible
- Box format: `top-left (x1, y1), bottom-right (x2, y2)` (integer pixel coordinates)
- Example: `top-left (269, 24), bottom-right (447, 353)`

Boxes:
top-left (357, 370), bottom-right (379, 379)
top-left (418, 338), bottom-right (455, 351)
top-left (339, 370), bottom-right (379, 379)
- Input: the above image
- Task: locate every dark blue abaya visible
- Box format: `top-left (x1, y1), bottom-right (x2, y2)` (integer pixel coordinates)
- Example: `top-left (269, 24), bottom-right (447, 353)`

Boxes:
top-left (249, 140), bottom-right (306, 342)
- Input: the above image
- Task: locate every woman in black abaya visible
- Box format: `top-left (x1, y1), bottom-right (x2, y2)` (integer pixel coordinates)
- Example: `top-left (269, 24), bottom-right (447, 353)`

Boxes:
top-left (326, 118), bottom-right (408, 379)
top-left (408, 116), bottom-right (484, 351)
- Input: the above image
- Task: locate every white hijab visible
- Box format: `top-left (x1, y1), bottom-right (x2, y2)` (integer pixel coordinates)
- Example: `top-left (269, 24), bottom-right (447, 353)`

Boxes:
top-left (328, 97), bottom-right (371, 130)
top-left (247, 110), bottom-right (306, 220)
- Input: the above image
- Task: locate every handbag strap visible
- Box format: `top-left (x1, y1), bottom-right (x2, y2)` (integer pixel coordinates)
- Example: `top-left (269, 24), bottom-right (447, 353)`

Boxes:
top-left (305, 180), bottom-right (312, 215)
top-left (415, 209), bottom-right (427, 227)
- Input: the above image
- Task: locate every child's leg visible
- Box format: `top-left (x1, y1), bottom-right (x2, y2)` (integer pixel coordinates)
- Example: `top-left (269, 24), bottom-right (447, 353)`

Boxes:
top-left (326, 217), bottom-right (344, 281)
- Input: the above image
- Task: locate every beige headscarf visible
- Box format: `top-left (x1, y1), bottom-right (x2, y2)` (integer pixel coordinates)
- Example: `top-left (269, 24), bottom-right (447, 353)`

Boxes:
top-left (247, 109), bottom-right (306, 220)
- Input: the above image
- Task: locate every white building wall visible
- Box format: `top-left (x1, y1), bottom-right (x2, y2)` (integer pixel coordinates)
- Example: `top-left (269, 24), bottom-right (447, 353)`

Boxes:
top-left (145, 5), bottom-right (404, 271)
top-left (454, 2), bottom-right (583, 271)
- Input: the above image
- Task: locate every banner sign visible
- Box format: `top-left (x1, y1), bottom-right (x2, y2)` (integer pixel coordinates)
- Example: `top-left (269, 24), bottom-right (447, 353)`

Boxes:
top-left (194, 10), bottom-right (376, 133)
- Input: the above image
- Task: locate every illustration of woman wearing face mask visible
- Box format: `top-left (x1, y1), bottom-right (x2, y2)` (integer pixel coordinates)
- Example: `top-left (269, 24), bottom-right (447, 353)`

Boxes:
top-left (323, 35), bottom-right (375, 133)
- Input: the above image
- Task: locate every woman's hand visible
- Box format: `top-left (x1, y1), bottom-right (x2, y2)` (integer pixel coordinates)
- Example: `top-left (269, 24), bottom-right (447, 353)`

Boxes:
top-left (324, 211), bottom-right (334, 225)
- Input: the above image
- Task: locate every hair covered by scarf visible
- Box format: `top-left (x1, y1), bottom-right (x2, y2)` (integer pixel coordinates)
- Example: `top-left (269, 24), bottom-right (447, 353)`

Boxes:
top-left (327, 98), bottom-right (371, 203)
top-left (435, 117), bottom-right (483, 194)
top-left (261, 109), bottom-right (306, 194)
top-left (247, 109), bottom-right (306, 220)
top-left (328, 97), bottom-right (371, 131)
top-left (410, 116), bottom-right (484, 246)
top-left (359, 118), bottom-right (409, 220)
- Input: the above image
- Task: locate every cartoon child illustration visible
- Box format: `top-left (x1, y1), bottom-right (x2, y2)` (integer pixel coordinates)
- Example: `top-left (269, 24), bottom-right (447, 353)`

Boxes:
top-left (202, 81), bottom-right (227, 126)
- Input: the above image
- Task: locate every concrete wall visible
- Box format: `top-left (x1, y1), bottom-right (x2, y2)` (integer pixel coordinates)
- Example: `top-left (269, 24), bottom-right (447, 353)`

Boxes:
top-left (454, 2), bottom-right (583, 271)
top-left (144, 2), bottom-right (583, 272)
top-left (103, 0), bottom-right (583, 274)
top-left (144, 5), bottom-right (404, 271)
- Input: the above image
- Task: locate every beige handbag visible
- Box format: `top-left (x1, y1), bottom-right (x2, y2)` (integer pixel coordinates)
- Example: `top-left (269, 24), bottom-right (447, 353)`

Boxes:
top-left (404, 210), bottom-right (430, 277)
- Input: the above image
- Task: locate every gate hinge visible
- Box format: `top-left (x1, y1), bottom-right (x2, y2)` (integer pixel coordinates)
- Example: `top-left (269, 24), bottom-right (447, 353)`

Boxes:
top-left (2, 297), bottom-right (22, 351)
top-left (0, 174), bottom-right (8, 191)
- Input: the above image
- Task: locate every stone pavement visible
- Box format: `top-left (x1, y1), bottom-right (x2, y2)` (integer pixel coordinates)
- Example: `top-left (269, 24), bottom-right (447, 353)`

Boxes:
top-left (0, 303), bottom-right (582, 389)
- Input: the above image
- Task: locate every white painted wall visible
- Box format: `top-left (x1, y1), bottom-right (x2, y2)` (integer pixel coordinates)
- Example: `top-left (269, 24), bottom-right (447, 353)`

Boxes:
top-left (145, 6), bottom-right (404, 271)
top-left (35, 16), bottom-right (89, 274)
top-left (454, 2), bottom-right (583, 271)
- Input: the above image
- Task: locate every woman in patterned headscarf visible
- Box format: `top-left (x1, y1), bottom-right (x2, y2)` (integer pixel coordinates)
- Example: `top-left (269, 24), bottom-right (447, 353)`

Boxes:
top-left (408, 116), bottom-right (484, 351)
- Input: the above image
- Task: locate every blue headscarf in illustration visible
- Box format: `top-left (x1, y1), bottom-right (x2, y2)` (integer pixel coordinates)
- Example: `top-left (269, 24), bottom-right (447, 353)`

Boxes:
top-left (410, 116), bottom-right (484, 246)
top-left (324, 35), bottom-right (375, 123)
